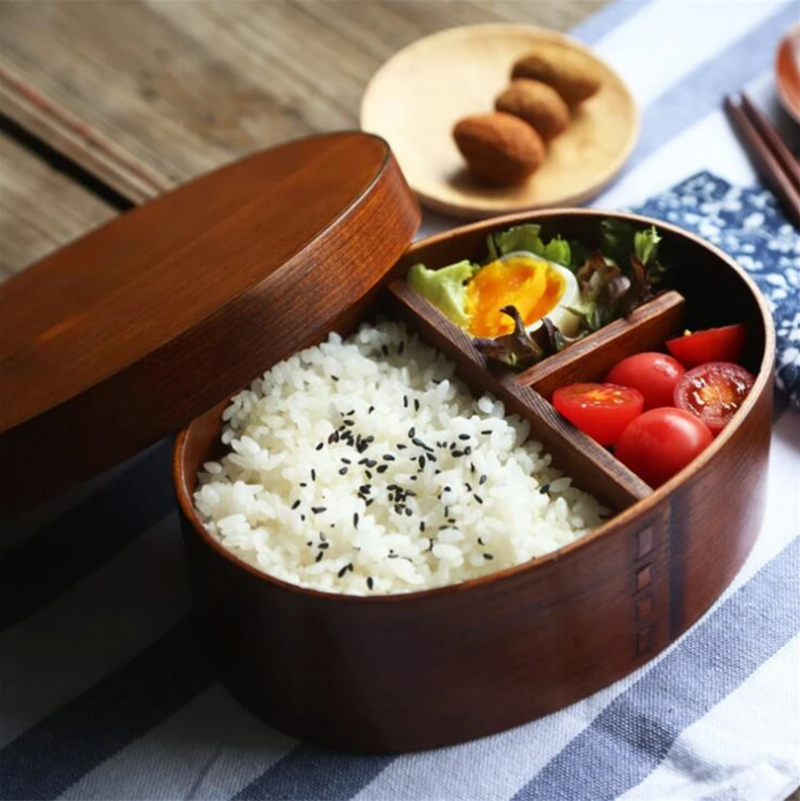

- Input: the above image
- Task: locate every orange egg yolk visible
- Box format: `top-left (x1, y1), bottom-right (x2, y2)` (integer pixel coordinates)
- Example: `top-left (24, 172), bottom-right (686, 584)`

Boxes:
top-left (465, 256), bottom-right (566, 338)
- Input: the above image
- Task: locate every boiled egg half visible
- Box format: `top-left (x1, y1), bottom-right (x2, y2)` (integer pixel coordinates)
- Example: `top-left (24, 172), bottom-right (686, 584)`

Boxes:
top-left (465, 251), bottom-right (581, 339)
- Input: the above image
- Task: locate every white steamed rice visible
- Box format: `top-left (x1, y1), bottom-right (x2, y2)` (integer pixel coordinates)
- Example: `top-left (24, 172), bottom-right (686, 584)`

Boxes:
top-left (194, 321), bottom-right (608, 595)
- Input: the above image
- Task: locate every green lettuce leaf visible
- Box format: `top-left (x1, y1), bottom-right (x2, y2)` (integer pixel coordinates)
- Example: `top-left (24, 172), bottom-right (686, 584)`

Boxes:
top-left (542, 236), bottom-right (571, 266)
top-left (633, 226), bottom-right (662, 267)
top-left (406, 260), bottom-right (478, 328)
top-left (486, 224), bottom-right (571, 266)
top-left (599, 218), bottom-right (635, 267)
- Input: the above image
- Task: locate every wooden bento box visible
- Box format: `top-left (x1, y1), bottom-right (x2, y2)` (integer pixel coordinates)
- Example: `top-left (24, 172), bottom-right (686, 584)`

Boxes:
top-left (0, 133), bottom-right (775, 754)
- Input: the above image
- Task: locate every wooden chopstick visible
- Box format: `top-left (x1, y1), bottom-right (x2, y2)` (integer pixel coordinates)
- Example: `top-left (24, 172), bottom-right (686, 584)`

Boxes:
top-left (724, 94), bottom-right (800, 227)
top-left (740, 93), bottom-right (800, 191)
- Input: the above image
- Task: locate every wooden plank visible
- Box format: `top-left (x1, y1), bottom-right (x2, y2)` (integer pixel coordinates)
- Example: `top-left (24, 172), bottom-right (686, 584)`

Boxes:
top-left (0, 134), bottom-right (115, 281)
top-left (0, 0), bottom-right (605, 204)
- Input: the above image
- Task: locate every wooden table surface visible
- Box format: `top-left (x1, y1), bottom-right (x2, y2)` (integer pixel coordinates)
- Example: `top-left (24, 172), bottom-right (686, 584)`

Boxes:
top-left (0, 0), bottom-right (605, 280)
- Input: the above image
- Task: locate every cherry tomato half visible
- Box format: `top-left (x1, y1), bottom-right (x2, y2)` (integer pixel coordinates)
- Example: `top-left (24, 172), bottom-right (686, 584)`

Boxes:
top-left (615, 408), bottom-right (713, 488)
top-left (674, 361), bottom-right (755, 435)
top-left (666, 324), bottom-right (746, 368)
top-left (552, 383), bottom-right (644, 447)
top-left (605, 352), bottom-right (685, 410)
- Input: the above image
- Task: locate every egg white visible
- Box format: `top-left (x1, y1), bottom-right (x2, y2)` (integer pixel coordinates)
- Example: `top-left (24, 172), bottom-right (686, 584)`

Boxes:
top-left (499, 251), bottom-right (582, 337)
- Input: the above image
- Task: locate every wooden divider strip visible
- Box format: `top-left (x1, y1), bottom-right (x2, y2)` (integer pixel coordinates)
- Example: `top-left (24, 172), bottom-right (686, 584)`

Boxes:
top-left (516, 291), bottom-right (686, 398)
top-left (386, 280), bottom-right (653, 511)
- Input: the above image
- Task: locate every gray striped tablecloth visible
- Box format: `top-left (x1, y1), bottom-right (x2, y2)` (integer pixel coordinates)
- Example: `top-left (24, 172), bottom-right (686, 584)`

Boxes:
top-left (2, 1), bottom-right (799, 799)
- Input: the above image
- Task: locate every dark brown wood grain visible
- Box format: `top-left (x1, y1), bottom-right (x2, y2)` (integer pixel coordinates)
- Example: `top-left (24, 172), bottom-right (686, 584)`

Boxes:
top-left (0, 133), bottom-right (420, 508)
top-left (174, 209), bottom-right (775, 752)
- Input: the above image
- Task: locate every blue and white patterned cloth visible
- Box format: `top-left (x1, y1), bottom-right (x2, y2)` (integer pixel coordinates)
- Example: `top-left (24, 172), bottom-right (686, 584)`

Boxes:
top-left (632, 171), bottom-right (800, 409)
top-left (1, 1), bottom-right (799, 800)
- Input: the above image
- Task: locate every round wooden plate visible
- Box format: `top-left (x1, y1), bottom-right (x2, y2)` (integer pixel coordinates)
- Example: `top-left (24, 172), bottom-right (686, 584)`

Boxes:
top-left (776, 22), bottom-right (800, 125)
top-left (360, 24), bottom-right (639, 220)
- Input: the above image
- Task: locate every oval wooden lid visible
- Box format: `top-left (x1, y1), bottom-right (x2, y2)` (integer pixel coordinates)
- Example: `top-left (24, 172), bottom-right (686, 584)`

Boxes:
top-left (0, 132), bottom-right (420, 508)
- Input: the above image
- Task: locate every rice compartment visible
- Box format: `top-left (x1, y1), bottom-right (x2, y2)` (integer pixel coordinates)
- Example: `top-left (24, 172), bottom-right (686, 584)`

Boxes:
top-left (194, 321), bottom-right (607, 594)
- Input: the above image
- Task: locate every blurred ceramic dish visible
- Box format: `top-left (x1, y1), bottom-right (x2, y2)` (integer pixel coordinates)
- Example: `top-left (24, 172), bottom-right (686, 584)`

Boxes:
top-left (776, 22), bottom-right (800, 125)
top-left (360, 24), bottom-right (639, 220)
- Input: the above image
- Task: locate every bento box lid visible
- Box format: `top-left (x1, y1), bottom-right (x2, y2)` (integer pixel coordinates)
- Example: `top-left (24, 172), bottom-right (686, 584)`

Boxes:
top-left (0, 132), bottom-right (420, 509)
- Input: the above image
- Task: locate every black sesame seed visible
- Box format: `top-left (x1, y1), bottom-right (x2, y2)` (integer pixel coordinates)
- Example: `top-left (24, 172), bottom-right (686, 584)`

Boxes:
top-left (339, 467), bottom-right (348, 475)
top-left (388, 553), bottom-right (398, 559)
top-left (291, 500), bottom-right (301, 510)
top-left (366, 499), bottom-right (374, 507)
top-left (470, 462), bottom-right (476, 474)
top-left (328, 432), bottom-right (339, 444)
top-left (458, 434), bottom-right (470, 441)
top-left (300, 482), bottom-right (307, 488)
top-left (405, 508), bottom-right (413, 517)
top-left (483, 553), bottom-right (494, 560)
top-left (300, 515), bottom-right (306, 521)
top-left (368, 405), bottom-right (375, 414)
top-left (452, 450), bottom-right (464, 457)
top-left (481, 429), bottom-right (492, 435)
top-left (394, 504), bottom-right (404, 515)
top-left (343, 419), bottom-right (355, 427)
top-left (367, 577), bottom-right (374, 590)
top-left (410, 475), bottom-right (417, 481)
top-left (319, 542), bottom-right (330, 550)
top-left (307, 541), bottom-right (313, 546)
top-left (405, 489), bottom-right (416, 497)
top-left (353, 513), bottom-right (359, 528)
top-left (539, 483), bottom-right (551, 494)
top-left (419, 521), bottom-right (426, 532)
top-left (359, 484), bottom-right (371, 494)
top-left (403, 395), bottom-right (409, 408)
top-left (414, 399), bottom-right (420, 412)
top-left (366, 459), bottom-right (377, 468)
top-left (464, 447), bottom-right (472, 455)
top-left (377, 464), bottom-right (389, 474)
top-left (337, 565), bottom-right (349, 578)
top-left (478, 537), bottom-right (484, 545)
top-left (427, 452), bottom-right (437, 462)
top-left (397, 443), bottom-right (407, 450)
top-left (408, 427), bottom-right (416, 438)
top-left (465, 482), bottom-right (472, 492)
top-left (474, 494), bottom-right (484, 505)
top-left (316, 442), bottom-right (324, 451)
top-left (311, 469), bottom-right (317, 481)
top-left (444, 486), bottom-right (452, 492)
top-left (312, 506), bottom-right (327, 514)
top-left (341, 458), bottom-right (351, 464)
top-left (418, 455), bottom-right (426, 470)
top-left (364, 435), bottom-right (375, 444)
top-left (316, 552), bottom-right (324, 562)
top-left (479, 474), bottom-right (487, 485)
top-left (331, 375), bottom-right (339, 382)
top-left (444, 506), bottom-right (450, 517)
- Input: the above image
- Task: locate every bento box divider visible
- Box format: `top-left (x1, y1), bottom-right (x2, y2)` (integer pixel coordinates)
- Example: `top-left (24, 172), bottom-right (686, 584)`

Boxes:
top-left (386, 279), bottom-right (653, 511)
top-left (516, 291), bottom-right (686, 399)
